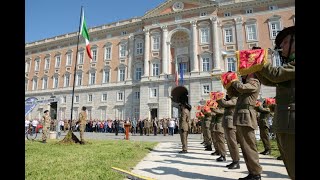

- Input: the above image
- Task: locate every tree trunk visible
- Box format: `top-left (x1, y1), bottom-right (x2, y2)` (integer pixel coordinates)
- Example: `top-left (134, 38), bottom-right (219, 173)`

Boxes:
top-left (58, 130), bottom-right (81, 144)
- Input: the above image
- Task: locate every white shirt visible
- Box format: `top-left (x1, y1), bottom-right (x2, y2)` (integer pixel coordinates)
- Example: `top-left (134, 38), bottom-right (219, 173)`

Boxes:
top-left (32, 120), bottom-right (38, 127)
top-left (169, 120), bottom-right (175, 128)
top-left (25, 120), bottom-right (30, 127)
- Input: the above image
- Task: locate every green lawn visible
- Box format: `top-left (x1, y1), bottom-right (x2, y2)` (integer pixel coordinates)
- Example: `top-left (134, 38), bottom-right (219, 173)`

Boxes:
top-left (256, 139), bottom-right (280, 158)
top-left (25, 140), bottom-right (157, 180)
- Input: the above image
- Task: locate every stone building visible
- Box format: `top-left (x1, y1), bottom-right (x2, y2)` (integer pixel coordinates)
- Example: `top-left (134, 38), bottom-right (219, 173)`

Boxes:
top-left (25, 0), bottom-right (295, 121)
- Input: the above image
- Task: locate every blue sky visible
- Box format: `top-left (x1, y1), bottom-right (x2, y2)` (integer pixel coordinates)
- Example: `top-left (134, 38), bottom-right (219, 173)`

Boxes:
top-left (25, 0), bottom-right (166, 43)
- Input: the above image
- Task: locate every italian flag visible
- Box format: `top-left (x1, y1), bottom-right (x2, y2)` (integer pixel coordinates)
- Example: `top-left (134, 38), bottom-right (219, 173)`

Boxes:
top-left (80, 9), bottom-right (92, 60)
top-left (174, 57), bottom-right (178, 86)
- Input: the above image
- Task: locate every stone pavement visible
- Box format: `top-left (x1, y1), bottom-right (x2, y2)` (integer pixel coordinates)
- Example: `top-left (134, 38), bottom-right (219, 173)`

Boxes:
top-left (130, 137), bottom-right (290, 180)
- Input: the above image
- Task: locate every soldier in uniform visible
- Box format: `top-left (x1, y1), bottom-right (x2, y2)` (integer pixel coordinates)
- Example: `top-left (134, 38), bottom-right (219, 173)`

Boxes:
top-left (203, 111), bottom-right (212, 151)
top-left (162, 118), bottom-right (168, 136)
top-left (255, 26), bottom-right (295, 180)
top-left (41, 110), bottom-right (51, 143)
top-left (210, 104), bottom-right (227, 162)
top-left (77, 106), bottom-right (87, 144)
top-left (145, 118), bottom-right (150, 136)
top-left (217, 95), bottom-right (240, 169)
top-left (209, 111), bottom-right (219, 155)
top-left (230, 73), bottom-right (262, 180)
top-left (178, 101), bottom-right (191, 153)
top-left (256, 100), bottom-right (271, 155)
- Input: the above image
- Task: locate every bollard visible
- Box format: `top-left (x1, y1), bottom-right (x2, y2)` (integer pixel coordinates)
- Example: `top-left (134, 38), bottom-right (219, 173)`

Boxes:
top-left (124, 123), bottom-right (131, 140)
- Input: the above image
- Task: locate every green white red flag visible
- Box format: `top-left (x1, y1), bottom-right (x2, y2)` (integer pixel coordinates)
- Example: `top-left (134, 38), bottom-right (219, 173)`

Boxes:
top-left (80, 9), bottom-right (92, 60)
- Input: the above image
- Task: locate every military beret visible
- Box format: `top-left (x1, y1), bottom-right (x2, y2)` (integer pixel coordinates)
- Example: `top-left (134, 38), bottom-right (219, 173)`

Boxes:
top-left (275, 26), bottom-right (295, 47)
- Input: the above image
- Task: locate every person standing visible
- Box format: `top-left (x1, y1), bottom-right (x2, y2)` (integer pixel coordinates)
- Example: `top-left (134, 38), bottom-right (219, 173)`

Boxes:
top-left (203, 109), bottom-right (213, 151)
top-left (178, 102), bottom-right (191, 153)
top-left (169, 118), bottom-right (175, 136)
top-left (77, 106), bottom-right (87, 144)
top-left (138, 119), bottom-right (143, 136)
top-left (114, 119), bottom-right (119, 136)
top-left (132, 118), bottom-right (137, 135)
top-left (256, 100), bottom-right (271, 155)
top-left (41, 110), bottom-right (51, 143)
top-left (162, 118), bottom-right (168, 136)
top-left (255, 26), bottom-right (295, 180)
top-left (217, 95), bottom-right (240, 169)
top-left (153, 117), bottom-right (158, 136)
top-left (210, 104), bottom-right (227, 162)
top-left (230, 73), bottom-right (262, 180)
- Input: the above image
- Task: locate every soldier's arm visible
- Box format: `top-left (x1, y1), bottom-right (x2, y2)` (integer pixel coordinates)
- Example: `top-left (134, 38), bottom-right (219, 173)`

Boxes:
top-left (257, 62), bottom-right (295, 83)
top-left (255, 72), bottom-right (277, 87)
top-left (257, 105), bottom-right (270, 113)
top-left (217, 98), bottom-right (237, 108)
top-left (232, 79), bottom-right (260, 93)
top-left (211, 108), bottom-right (224, 115)
top-left (226, 86), bottom-right (240, 97)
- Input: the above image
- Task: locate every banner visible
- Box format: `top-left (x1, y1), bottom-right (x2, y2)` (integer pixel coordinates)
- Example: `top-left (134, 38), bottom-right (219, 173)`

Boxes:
top-left (236, 48), bottom-right (268, 75)
top-left (221, 71), bottom-right (239, 89)
top-left (210, 92), bottom-right (224, 101)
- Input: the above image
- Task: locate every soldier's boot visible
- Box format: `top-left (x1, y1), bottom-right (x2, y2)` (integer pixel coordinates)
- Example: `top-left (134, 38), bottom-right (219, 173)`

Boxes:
top-left (205, 145), bottom-right (212, 151)
top-left (238, 174), bottom-right (261, 180)
top-left (260, 149), bottom-right (271, 155)
top-left (211, 151), bottom-right (220, 156)
top-left (216, 155), bottom-right (226, 162)
top-left (228, 161), bottom-right (240, 169)
top-left (276, 156), bottom-right (282, 160)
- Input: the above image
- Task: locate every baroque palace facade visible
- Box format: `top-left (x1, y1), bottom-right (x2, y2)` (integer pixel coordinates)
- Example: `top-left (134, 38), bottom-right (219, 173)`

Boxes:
top-left (25, 0), bottom-right (295, 121)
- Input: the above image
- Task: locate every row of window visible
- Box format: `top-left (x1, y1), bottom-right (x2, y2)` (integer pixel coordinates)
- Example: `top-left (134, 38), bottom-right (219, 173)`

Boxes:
top-left (25, 27), bottom-right (216, 73)
top-left (224, 5), bottom-right (279, 17)
top-left (26, 55), bottom-right (227, 91)
top-left (26, 52), bottom-right (281, 92)
top-left (40, 83), bottom-right (215, 105)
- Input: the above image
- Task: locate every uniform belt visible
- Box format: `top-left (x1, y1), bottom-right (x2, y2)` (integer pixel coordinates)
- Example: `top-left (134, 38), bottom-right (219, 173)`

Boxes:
top-left (238, 104), bottom-right (255, 110)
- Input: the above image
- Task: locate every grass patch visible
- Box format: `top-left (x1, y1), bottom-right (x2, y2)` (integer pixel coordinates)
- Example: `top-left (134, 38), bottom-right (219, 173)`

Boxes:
top-left (256, 139), bottom-right (280, 158)
top-left (25, 140), bottom-right (157, 180)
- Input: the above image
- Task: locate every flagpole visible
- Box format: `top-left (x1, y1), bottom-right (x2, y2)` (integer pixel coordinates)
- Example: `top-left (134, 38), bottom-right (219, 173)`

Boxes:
top-left (69, 6), bottom-right (83, 129)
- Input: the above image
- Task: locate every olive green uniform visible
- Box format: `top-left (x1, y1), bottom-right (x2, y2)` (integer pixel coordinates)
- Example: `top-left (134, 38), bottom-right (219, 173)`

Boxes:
top-left (203, 114), bottom-right (212, 148)
top-left (217, 97), bottom-right (240, 163)
top-left (256, 62), bottom-right (295, 179)
top-left (256, 105), bottom-right (271, 152)
top-left (211, 107), bottom-right (226, 157)
top-left (179, 105), bottom-right (190, 151)
top-left (231, 78), bottom-right (262, 176)
top-left (79, 111), bottom-right (87, 142)
top-left (42, 114), bottom-right (51, 141)
top-left (162, 119), bottom-right (168, 136)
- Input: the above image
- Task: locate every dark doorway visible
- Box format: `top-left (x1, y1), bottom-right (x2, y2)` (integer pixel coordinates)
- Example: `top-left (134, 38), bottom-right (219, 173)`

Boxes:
top-left (50, 102), bottom-right (57, 120)
top-left (151, 108), bottom-right (158, 120)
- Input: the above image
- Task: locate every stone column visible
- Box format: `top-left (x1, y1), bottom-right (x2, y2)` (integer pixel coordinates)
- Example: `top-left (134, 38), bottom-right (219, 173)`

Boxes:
top-left (143, 29), bottom-right (150, 76)
top-left (127, 34), bottom-right (134, 80)
top-left (167, 42), bottom-right (171, 75)
top-left (190, 20), bottom-right (199, 72)
top-left (161, 26), bottom-right (168, 74)
top-left (235, 16), bottom-right (244, 50)
top-left (211, 17), bottom-right (221, 70)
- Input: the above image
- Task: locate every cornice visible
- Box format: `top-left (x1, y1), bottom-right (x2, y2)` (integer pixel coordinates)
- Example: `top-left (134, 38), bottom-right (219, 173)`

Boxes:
top-left (143, 0), bottom-right (217, 19)
top-left (142, 4), bottom-right (217, 21)
top-left (25, 19), bottom-right (143, 50)
top-left (218, 0), bottom-right (294, 11)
